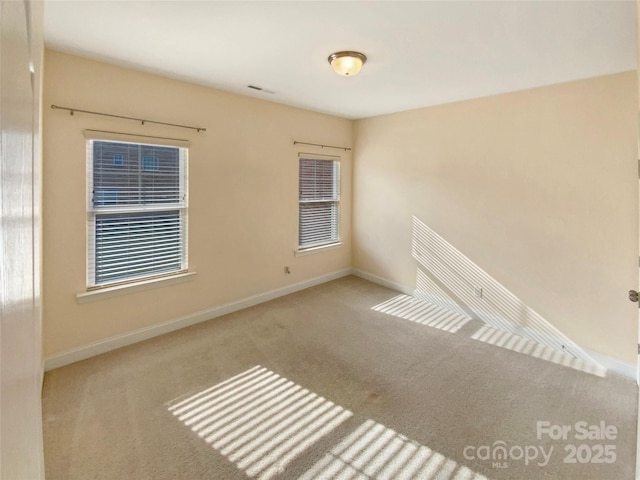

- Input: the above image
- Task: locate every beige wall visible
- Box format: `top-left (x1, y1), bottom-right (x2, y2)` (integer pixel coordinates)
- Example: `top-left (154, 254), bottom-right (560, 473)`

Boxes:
top-left (353, 72), bottom-right (639, 365)
top-left (43, 49), bottom-right (638, 367)
top-left (43, 50), bottom-right (352, 357)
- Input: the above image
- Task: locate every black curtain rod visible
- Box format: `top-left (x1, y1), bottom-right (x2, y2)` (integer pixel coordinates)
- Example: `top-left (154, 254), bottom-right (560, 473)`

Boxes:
top-left (51, 105), bottom-right (206, 133)
top-left (293, 140), bottom-right (351, 151)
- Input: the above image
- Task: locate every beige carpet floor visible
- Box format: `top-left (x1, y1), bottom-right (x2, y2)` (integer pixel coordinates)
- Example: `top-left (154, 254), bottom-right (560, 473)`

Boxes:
top-left (42, 275), bottom-right (638, 479)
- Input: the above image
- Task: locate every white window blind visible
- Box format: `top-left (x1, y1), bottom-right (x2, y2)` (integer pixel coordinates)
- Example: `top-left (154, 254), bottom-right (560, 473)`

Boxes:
top-left (87, 138), bottom-right (188, 287)
top-left (298, 156), bottom-right (340, 249)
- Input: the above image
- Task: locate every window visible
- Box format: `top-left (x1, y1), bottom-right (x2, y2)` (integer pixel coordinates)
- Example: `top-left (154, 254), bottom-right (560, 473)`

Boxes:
top-left (298, 156), bottom-right (340, 249)
top-left (142, 155), bottom-right (159, 171)
top-left (87, 138), bottom-right (188, 288)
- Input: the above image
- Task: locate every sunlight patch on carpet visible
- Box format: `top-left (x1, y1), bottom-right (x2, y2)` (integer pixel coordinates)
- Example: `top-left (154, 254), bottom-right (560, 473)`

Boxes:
top-left (299, 419), bottom-right (489, 480)
top-left (168, 365), bottom-right (352, 480)
top-left (471, 325), bottom-right (606, 377)
top-left (372, 294), bottom-right (471, 333)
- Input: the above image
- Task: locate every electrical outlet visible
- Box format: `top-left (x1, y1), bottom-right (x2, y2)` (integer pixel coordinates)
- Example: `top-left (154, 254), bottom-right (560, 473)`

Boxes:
top-left (474, 286), bottom-right (483, 298)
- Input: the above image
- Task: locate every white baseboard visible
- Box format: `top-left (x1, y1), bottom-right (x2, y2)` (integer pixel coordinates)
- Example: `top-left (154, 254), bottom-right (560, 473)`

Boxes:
top-left (584, 348), bottom-right (637, 381)
top-left (45, 266), bottom-right (638, 382)
top-left (351, 269), bottom-right (414, 296)
top-left (44, 268), bottom-right (352, 371)
top-left (351, 268), bottom-right (638, 382)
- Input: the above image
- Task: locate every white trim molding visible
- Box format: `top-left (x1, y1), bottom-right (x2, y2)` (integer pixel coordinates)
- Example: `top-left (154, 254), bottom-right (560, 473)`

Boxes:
top-left (584, 348), bottom-right (637, 380)
top-left (48, 266), bottom-right (638, 382)
top-left (46, 268), bottom-right (352, 371)
top-left (76, 271), bottom-right (197, 304)
top-left (295, 242), bottom-right (343, 257)
top-left (351, 268), bottom-right (413, 296)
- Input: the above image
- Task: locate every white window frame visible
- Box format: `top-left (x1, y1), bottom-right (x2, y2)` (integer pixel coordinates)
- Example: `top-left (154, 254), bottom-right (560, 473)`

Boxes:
top-left (298, 154), bottom-right (341, 251)
top-left (85, 132), bottom-right (189, 289)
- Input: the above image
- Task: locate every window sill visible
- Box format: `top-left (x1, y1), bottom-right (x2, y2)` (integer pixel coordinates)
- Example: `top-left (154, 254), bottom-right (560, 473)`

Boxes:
top-left (76, 271), bottom-right (197, 304)
top-left (295, 242), bottom-right (343, 257)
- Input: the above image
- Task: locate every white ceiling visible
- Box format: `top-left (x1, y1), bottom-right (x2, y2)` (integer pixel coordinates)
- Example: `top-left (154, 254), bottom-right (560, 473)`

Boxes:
top-left (44, 1), bottom-right (637, 120)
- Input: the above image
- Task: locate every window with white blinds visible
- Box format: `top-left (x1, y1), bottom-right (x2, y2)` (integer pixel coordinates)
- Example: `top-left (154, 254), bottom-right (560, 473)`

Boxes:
top-left (87, 138), bottom-right (188, 288)
top-left (298, 157), bottom-right (340, 249)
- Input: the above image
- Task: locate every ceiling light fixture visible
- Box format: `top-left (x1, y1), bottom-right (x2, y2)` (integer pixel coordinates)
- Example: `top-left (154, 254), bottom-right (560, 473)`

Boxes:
top-left (328, 51), bottom-right (367, 77)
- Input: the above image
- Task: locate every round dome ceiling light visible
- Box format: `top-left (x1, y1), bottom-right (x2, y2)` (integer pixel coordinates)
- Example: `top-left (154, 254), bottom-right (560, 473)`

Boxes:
top-left (328, 51), bottom-right (367, 76)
